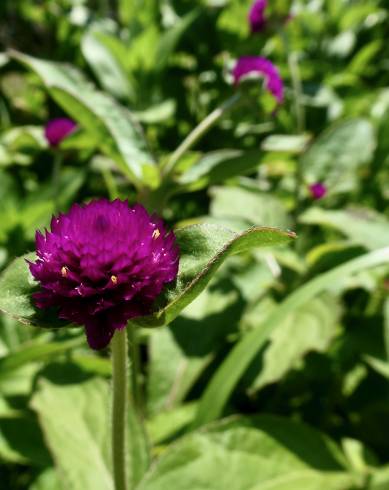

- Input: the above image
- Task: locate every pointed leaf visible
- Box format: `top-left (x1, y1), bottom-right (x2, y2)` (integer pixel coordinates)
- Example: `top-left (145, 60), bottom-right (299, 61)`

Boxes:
top-left (133, 224), bottom-right (295, 327)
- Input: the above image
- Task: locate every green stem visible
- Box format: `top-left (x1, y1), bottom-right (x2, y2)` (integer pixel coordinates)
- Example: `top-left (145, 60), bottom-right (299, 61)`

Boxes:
top-left (52, 153), bottom-right (63, 212)
top-left (102, 167), bottom-right (120, 200)
top-left (163, 92), bottom-right (242, 176)
top-left (111, 328), bottom-right (128, 490)
top-left (287, 51), bottom-right (305, 133)
top-left (128, 322), bottom-right (143, 414)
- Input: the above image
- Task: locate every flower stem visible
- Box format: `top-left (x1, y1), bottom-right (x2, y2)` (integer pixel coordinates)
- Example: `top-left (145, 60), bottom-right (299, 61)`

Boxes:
top-left (128, 322), bottom-right (143, 414)
top-left (52, 153), bottom-right (63, 212)
top-left (111, 328), bottom-right (128, 490)
top-left (163, 92), bottom-right (242, 177)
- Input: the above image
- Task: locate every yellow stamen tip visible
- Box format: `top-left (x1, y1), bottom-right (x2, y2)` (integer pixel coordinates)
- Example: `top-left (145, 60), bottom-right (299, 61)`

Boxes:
top-left (61, 266), bottom-right (68, 278)
top-left (152, 228), bottom-right (161, 239)
top-left (111, 275), bottom-right (118, 284)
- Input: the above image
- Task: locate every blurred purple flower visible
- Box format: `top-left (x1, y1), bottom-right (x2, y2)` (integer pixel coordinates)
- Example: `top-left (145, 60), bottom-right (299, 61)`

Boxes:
top-left (232, 56), bottom-right (284, 104)
top-left (309, 183), bottom-right (327, 200)
top-left (44, 118), bottom-right (76, 147)
top-left (248, 0), bottom-right (268, 33)
top-left (28, 199), bottom-right (179, 350)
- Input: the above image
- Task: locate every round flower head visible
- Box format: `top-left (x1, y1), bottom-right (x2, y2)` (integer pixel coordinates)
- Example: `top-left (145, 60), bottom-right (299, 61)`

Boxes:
top-left (44, 118), bottom-right (77, 147)
top-left (28, 199), bottom-right (179, 350)
top-left (232, 56), bottom-right (284, 104)
top-left (248, 0), bottom-right (268, 33)
top-left (309, 182), bottom-right (327, 200)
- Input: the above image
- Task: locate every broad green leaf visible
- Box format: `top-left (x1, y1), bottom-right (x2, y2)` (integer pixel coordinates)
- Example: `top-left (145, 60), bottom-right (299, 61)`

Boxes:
top-left (31, 377), bottom-right (114, 490)
top-left (250, 295), bottom-right (341, 392)
top-left (30, 468), bottom-right (63, 490)
top-left (11, 51), bottom-right (157, 188)
top-left (147, 403), bottom-right (197, 445)
top-left (0, 253), bottom-right (68, 329)
top-left (154, 10), bottom-right (199, 72)
top-left (193, 246), bottom-right (389, 428)
top-left (81, 26), bottom-right (134, 101)
top-left (138, 415), bottom-right (356, 490)
top-left (176, 150), bottom-right (263, 192)
top-left (133, 224), bottom-right (294, 327)
top-left (210, 185), bottom-right (290, 229)
top-left (31, 373), bottom-right (150, 490)
top-left (301, 118), bottom-right (375, 193)
top-left (300, 207), bottom-right (389, 251)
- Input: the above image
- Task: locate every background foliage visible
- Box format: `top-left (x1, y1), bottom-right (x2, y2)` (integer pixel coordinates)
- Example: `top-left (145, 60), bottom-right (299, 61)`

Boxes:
top-left (0, 0), bottom-right (388, 489)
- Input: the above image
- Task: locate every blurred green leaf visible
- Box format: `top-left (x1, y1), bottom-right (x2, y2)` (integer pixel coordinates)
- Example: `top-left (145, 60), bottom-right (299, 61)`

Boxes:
top-left (155, 10), bottom-right (199, 72)
top-left (300, 207), bottom-right (389, 251)
top-left (210, 185), bottom-right (290, 229)
top-left (301, 119), bottom-right (375, 193)
top-left (176, 150), bottom-right (263, 192)
top-left (81, 26), bottom-right (134, 101)
top-left (11, 51), bottom-right (158, 188)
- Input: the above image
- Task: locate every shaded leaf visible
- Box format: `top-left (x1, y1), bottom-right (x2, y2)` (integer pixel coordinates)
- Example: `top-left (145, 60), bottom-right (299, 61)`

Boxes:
top-left (193, 246), bottom-right (389, 427)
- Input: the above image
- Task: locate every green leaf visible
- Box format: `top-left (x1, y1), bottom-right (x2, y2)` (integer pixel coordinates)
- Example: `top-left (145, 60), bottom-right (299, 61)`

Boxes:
top-left (300, 207), bottom-right (389, 251)
top-left (31, 372), bottom-right (149, 490)
top-left (31, 377), bottom-right (114, 490)
top-left (11, 51), bottom-right (157, 188)
top-left (0, 337), bottom-right (84, 374)
top-left (30, 468), bottom-right (64, 490)
top-left (155, 10), bottom-right (199, 72)
top-left (249, 295), bottom-right (341, 392)
top-left (138, 415), bottom-right (356, 490)
top-left (0, 226), bottom-right (292, 332)
top-left (261, 134), bottom-right (311, 154)
top-left (81, 26), bottom-right (134, 101)
top-left (133, 224), bottom-right (295, 327)
top-left (193, 246), bottom-right (389, 428)
top-left (0, 253), bottom-right (69, 329)
top-left (301, 118), bottom-right (375, 193)
top-left (147, 278), bottom-right (242, 413)
top-left (0, 412), bottom-right (51, 466)
top-left (176, 150), bottom-right (263, 192)
top-left (210, 185), bottom-right (290, 229)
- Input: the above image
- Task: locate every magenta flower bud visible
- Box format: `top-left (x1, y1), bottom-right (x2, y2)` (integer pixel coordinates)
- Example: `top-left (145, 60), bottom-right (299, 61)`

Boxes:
top-left (44, 118), bottom-right (77, 147)
top-left (28, 199), bottom-right (179, 350)
top-left (232, 56), bottom-right (284, 104)
top-left (248, 0), bottom-right (268, 33)
top-left (309, 183), bottom-right (327, 200)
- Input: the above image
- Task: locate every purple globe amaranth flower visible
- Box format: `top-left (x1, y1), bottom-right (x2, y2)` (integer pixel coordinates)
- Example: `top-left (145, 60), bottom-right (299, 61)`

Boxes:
top-left (28, 199), bottom-right (179, 350)
top-left (309, 182), bottom-right (327, 200)
top-left (44, 118), bottom-right (77, 147)
top-left (232, 56), bottom-right (284, 104)
top-left (248, 0), bottom-right (268, 33)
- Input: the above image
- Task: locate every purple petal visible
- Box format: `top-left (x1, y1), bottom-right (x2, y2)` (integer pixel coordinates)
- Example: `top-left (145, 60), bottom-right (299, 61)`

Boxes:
top-left (44, 118), bottom-right (77, 147)
top-left (232, 56), bottom-right (284, 104)
top-left (248, 0), bottom-right (267, 33)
